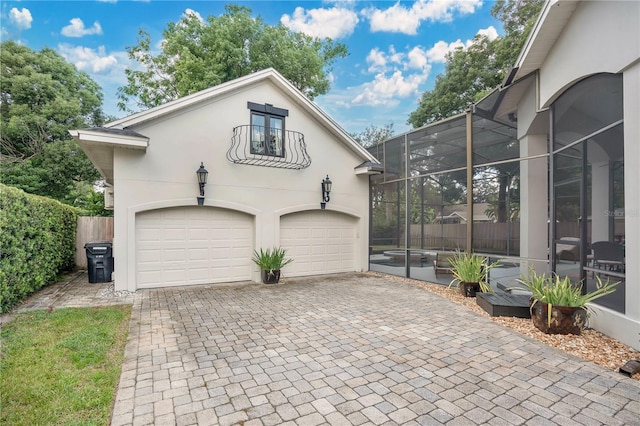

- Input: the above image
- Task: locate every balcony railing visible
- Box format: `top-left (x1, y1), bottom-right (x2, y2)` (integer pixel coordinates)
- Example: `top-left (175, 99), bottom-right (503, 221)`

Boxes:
top-left (226, 125), bottom-right (311, 170)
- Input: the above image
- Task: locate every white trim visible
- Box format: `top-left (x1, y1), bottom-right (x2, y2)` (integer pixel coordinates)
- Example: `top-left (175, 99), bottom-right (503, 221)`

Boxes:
top-left (588, 304), bottom-right (640, 352)
top-left (512, 0), bottom-right (579, 82)
top-left (274, 204), bottom-right (361, 220)
top-left (69, 129), bottom-right (148, 150)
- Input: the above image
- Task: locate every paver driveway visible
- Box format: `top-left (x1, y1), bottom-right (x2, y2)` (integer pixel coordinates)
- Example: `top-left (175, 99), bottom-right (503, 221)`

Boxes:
top-left (110, 273), bottom-right (639, 425)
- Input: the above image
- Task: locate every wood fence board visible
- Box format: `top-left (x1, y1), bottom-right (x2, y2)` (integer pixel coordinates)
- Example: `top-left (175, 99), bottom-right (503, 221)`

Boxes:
top-left (75, 217), bottom-right (114, 268)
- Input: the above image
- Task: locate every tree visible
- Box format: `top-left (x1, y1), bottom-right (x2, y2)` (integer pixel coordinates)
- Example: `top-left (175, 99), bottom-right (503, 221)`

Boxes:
top-left (0, 41), bottom-right (105, 207)
top-left (351, 123), bottom-right (395, 148)
top-left (74, 188), bottom-right (114, 217)
top-left (408, 0), bottom-right (544, 128)
top-left (409, 36), bottom-right (501, 126)
top-left (117, 5), bottom-right (348, 112)
top-left (2, 140), bottom-right (101, 206)
top-left (1, 41), bottom-right (105, 161)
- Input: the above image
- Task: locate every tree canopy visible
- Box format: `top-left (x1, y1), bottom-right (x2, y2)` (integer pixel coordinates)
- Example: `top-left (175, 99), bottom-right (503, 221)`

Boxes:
top-left (117, 5), bottom-right (348, 112)
top-left (408, 0), bottom-right (544, 128)
top-left (1, 41), bottom-right (108, 213)
top-left (1, 41), bottom-right (105, 161)
top-left (351, 123), bottom-right (395, 148)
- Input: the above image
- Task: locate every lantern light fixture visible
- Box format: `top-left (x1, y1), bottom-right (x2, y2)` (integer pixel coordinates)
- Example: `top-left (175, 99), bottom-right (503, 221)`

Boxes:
top-left (196, 162), bottom-right (208, 206)
top-left (320, 175), bottom-right (332, 210)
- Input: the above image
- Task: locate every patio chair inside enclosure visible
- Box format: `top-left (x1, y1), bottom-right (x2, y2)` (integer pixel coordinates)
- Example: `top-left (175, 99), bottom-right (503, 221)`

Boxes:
top-left (591, 241), bottom-right (625, 272)
top-left (433, 252), bottom-right (456, 277)
top-left (555, 237), bottom-right (580, 262)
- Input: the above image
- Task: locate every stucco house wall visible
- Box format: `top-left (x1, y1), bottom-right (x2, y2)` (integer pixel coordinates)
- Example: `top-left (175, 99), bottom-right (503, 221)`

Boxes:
top-left (73, 69), bottom-right (378, 292)
top-left (515, 0), bottom-right (640, 350)
top-left (538, 1), bottom-right (639, 108)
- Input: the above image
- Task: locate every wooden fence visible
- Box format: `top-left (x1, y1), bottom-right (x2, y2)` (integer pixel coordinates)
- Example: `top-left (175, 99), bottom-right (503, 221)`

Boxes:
top-left (75, 216), bottom-right (114, 268)
top-left (408, 223), bottom-right (520, 255)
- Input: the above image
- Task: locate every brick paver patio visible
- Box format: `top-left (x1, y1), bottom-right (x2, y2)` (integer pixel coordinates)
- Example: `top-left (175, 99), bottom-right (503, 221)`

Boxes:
top-left (4, 272), bottom-right (639, 425)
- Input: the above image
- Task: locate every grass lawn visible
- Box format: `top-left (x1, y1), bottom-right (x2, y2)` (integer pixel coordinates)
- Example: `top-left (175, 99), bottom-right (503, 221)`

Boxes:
top-left (0, 305), bottom-right (132, 426)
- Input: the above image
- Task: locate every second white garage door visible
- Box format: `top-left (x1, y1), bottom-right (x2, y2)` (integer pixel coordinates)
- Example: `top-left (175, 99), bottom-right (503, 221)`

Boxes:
top-left (280, 210), bottom-right (358, 276)
top-left (136, 206), bottom-right (254, 288)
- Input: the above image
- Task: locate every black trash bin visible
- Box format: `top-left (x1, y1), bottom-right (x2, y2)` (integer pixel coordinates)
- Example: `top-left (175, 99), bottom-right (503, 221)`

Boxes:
top-left (85, 241), bottom-right (113, 283)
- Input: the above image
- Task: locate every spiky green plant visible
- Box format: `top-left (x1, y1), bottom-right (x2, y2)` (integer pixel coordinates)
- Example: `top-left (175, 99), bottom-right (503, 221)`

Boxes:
top-left (252, 247), bottom-right (293, 273)
top-left (517, 268), bottom-right (619, 326)
top-left (448, 251), bottom-right (500, 293)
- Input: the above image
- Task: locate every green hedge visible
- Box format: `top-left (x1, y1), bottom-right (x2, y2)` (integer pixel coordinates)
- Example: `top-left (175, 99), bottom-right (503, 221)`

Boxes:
top-left (0, 184), bottom-right (78, 313)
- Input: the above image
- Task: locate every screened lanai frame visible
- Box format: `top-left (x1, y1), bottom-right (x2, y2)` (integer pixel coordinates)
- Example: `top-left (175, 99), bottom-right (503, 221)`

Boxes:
top-left (368, 90), bottom-right (547, 287)
top-left (369, 72), bottom-right (625, 315)
top-left (549, 73), bottom-right (625, 313)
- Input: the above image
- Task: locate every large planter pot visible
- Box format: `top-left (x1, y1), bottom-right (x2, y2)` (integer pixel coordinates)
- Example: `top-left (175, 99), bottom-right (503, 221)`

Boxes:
top-left (459, 282), bottom-right (481, 297)
top-left (261, 269), bottom-right (281, 284)
top-left (531, 300), bottom-right (587, 335)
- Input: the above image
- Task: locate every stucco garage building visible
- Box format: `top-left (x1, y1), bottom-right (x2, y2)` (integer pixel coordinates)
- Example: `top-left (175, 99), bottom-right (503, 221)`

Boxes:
top-left (72, 69), bottom-right (379, 291)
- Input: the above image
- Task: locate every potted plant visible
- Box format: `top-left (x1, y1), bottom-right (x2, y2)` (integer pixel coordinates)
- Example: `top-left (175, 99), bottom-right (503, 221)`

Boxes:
top-left (517, 269), bottom-right (618, 335)
top-left (252, 247), bottom-right (293, 284)
top-left (448, 251), bottom-right (499, 297)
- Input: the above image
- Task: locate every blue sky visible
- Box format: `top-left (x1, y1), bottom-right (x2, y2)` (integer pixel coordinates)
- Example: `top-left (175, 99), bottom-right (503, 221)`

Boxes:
top-left (2, 0), bottom-right (502, 135)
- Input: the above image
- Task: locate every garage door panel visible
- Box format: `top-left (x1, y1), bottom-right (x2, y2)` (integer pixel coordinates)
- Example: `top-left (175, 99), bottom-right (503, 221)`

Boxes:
top-left (311, 229), bottom-right (326, 239)
top-left (164, 226), bottom-right (186, 237)
top-left (136, 207), bottom-right (254, 288)
top-left (188, 228), bottom-right (209, 239)
top-left (188, 248), bottom-right (208, 260)
top-left (280, 211), bottom-right (357, 277)
top-left (138, 228), bottom-right (162, 241)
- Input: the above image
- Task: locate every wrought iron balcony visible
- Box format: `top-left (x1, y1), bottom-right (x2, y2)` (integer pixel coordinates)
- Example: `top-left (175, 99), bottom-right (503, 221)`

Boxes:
top-left (226, 125), bottom-right (311, 170)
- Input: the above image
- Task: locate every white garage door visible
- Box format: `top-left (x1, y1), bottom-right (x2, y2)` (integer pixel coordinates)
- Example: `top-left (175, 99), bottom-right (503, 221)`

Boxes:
top-left (280, 210), bottom-right (357, 276)
top-left (136, 207), bottom-right (254, 288)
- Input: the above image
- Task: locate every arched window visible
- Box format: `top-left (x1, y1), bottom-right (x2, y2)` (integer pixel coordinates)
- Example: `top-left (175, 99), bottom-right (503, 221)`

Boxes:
top-left (551, 73), bottom-right (624, 313)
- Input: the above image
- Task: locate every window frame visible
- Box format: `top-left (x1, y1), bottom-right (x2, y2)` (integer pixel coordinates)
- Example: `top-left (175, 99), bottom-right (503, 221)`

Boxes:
top-left (248, 102), bottom-right (289, 158)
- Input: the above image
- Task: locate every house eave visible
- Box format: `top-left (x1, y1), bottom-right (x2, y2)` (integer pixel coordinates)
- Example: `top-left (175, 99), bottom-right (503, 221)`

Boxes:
top-left (354, 161), bottom-right (384, 175)
top-left (69, 128), bottom-right (149, 185)
top-left (511, 0), bottom-right (579, 83)
top-left (69, 128), bottom-right (149, 150)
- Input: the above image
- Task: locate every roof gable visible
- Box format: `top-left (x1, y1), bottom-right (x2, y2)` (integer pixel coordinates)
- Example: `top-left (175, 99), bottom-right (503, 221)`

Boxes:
top-left (108, 68), bottom-right (378, 164)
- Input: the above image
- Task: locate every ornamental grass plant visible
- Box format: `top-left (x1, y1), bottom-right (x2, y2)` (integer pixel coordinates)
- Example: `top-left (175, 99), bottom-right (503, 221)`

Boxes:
top-left (518, 268), bottom-right (618, 309)
top-left (517, 268), bottom-right (619, 327)
top-left (448, 251), bottom-right (500, 293)
top-left (252, 247), bottom-right (293, 273)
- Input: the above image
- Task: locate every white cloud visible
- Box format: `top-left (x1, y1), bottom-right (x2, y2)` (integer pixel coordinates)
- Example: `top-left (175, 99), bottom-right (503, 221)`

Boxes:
top-left (362, 0), bottom-right (482, 35)
top-left (352, 21), bottom-right (497, 108)
top-left (426, 39), bottom-right (465, 63)
top-left (281, 6), bottom-right (359, 39)
top-left (57, 44), bottom-right (118, 74)
top-left (357, 44), bottom-right (432, 106)
top-left (352, 71), bottom-right (428, 106)
top-left (366, 48), bottom-right (387, 72)
top-left (9, 7), bottom-right (33, 30)
top-left (477, 26), bottom-right (499, 41)
top-left (407, 46), bottom-right (428, 70)
top-left (182, 8), bottom-right (204, 24)
top-left (61, 18), bottom-right (103, 37)
top-left (427, 26), bottom-right (499, 63)
top-left (366, 45), bottom-right (430, 73)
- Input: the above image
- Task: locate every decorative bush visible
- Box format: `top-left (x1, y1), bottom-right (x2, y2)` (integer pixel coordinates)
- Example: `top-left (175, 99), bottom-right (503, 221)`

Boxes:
top-left (0, 184), bottom-right (78, 312)
top-left (252, 247), bottom-right (293, 273)
top-left (448, 251), bottom-right (500, 293)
